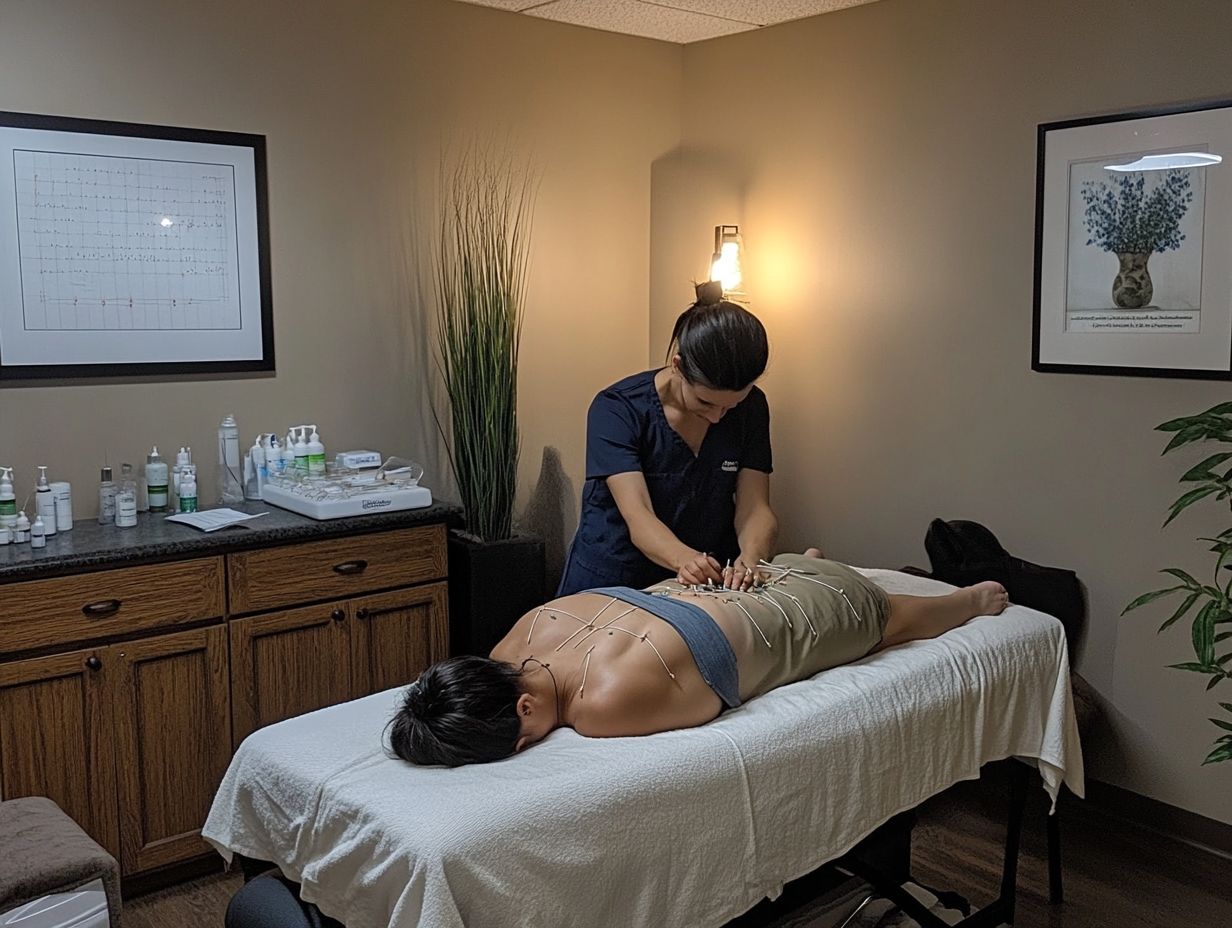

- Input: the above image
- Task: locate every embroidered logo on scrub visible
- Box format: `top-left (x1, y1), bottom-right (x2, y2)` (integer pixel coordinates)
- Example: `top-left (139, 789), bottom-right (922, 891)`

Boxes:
top-left (721, 460), bottom-right (739, 472)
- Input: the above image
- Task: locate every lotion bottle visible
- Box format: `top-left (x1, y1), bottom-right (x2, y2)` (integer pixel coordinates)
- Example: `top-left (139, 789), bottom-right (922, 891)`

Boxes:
top-left (0, 467), bottom-right (16, 529)
top-left (35, 466), bottom-right (56, 536)
top-left (294, 427), bottom-right (310, 474)
top-left (307, 426), bottom-right (326, 476)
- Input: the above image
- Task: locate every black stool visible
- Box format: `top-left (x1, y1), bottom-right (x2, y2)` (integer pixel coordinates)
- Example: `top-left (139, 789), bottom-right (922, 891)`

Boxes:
top-left (226, 872), bottom-right (343, 928)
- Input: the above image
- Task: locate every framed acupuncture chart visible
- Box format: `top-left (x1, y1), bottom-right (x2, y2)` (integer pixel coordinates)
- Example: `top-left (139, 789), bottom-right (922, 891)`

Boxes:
top-left (0, 111), bottom-right (274, 379)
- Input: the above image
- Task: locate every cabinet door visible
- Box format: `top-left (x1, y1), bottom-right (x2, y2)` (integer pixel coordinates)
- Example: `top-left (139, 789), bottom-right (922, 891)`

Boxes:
top-left (111, 624), bottom-right (231, 874)
top-left (350, 582), bottom-right (448, 698)
top-left (230, 602), bottom-right (351, 746)
top-left (0, 647), bottom-right (119, 857)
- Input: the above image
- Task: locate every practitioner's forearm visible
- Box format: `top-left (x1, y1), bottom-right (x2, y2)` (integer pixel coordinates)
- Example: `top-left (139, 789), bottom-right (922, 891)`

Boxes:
top-left (607, 472), bottom-right (716, 577)
top-left (627, 509), bottom-right (704, 573)
top-left (733, 469), bottom-right (778, 573)
top-left (735, 503), bottom-right (778, 569)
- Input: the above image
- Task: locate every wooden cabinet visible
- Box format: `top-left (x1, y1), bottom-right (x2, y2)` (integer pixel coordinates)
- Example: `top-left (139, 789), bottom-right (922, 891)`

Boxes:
top-left (350, 583), bottom-right (448, 699)
top-left (230, 602), bottom-right (353, 745)
top-left (112, 625), bottom-right (231, 873)
top-left (0, 646), bottom-right (119, 857)
top-left (0, 522), bottom-right (448, 880)
top-left (230, 581), bottom-right (448, 744)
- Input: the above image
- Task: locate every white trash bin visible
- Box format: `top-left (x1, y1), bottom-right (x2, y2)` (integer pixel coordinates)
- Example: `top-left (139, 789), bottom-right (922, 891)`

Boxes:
top-left (0, 879), bottom-right (108, 928)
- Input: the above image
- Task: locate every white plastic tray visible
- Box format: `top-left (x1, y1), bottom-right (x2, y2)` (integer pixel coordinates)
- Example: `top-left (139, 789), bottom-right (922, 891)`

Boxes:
top-left (261, 482), bottom-right (432, 520)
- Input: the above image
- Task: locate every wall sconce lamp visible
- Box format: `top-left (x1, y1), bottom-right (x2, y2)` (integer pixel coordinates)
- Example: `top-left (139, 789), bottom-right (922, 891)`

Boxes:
top-left (709, 224), bottom-right (743, 295)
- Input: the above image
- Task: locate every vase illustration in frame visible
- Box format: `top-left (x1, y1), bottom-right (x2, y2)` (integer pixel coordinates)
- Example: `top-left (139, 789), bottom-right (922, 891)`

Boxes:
top-left (1034, 98), bottom-right (1232, 379)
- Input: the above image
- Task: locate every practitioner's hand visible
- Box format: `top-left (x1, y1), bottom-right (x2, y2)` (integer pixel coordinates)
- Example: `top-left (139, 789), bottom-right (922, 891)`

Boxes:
top-left (677, 552), bottom-right (723, 586)
top-left (725, 556), bottom-right (763, 591)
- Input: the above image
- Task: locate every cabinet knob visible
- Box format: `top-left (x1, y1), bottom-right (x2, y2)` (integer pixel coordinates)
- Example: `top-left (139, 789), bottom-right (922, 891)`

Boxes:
top-left (85, 656), bottom-right (102, 671)
top-left (331, 608), bottom-right (346, 622)
top-left (81, 599), bottom-right (121, 618)
top-left (355, 608), bottom-right (370, 620)
top-left (332, 559), bottom-right (369, 576)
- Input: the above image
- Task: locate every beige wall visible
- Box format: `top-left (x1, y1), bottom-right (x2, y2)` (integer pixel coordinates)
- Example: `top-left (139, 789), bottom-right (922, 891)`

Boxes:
top-left (0, 0), bottom-right (680, 583)
top-left (658, 0), bottom-right (1232, 822)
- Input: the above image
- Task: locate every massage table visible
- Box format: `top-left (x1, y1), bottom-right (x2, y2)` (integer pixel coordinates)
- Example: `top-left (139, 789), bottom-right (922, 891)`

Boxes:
top-left (203, 568), bottom-right (1085, 928)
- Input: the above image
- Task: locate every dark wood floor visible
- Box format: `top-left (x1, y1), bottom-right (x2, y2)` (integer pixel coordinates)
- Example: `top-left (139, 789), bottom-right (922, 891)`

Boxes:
top-left (124, 781), bottom-right (1232, 927)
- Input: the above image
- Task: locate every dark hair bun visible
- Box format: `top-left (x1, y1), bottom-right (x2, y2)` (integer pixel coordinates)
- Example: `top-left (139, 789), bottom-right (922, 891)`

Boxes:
top-left (694, 279), bottom-right (724, 307)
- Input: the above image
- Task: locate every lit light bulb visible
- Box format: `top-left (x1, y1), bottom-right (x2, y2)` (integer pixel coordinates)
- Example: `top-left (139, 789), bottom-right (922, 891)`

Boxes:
top-left (710, 241), bottom-right (742, 293)
top-left (159, 216), bottom-right (174, 228)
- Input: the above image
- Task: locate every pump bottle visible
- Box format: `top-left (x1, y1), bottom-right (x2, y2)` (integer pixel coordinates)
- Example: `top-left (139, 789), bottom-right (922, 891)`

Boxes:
top-left (294, 427), bottom-right (310, 474)
top-left (0, 467), bottom-right (16, 529)
top-left (307, 426), bottom-right (326, 475)
top-left (35, 466), bottom-right (56, 536)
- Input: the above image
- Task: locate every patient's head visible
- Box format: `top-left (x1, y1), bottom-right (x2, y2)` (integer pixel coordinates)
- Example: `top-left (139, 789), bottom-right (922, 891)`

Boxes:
top-left (387, 655), bottom-right (525, 766)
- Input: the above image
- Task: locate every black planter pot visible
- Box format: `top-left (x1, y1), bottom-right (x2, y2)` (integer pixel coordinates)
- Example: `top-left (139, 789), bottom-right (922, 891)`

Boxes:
top-left (447, 530), bottom-right (546, 657)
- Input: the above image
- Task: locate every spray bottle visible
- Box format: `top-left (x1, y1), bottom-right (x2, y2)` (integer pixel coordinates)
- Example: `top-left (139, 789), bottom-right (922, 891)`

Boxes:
top-left (30, 512), bottom-right (46, 548)
top-left (178, 465), bottom-right (198, 513)
top-left (246, 436), bottom-right (267, 499)
top-left (218, 414), bottom-right (244, 504)
top-left (146, 446), bottom-right (169, 512)
top-left (172, 447), bottom-right (191, 512)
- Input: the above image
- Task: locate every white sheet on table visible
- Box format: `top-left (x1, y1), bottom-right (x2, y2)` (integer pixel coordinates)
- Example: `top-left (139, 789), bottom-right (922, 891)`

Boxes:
top-left (203, 568), bottom-right (1084, 928)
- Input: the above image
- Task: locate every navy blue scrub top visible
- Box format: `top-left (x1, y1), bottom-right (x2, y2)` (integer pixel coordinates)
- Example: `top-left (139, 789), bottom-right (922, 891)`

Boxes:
top-left (558, 369), bottom-right (773, 595)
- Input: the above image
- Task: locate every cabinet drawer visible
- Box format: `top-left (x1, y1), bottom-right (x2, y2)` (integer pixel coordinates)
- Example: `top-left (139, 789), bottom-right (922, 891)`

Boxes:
top-left (0, 558), bottom-right (224, 655)
top-left (227, 524), bottom-right (447, 614)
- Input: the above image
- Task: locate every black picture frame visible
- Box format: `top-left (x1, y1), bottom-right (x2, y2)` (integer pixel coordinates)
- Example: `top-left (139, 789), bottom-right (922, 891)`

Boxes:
top-left (1029, 96), bottom-right (1232, 377)
top-left (0, 111), bottom-right (272, 379)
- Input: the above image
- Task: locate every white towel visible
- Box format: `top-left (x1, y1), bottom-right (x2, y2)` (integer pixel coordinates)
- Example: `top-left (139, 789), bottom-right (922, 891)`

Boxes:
top-left (204, 568), bottom-right (1083, 928)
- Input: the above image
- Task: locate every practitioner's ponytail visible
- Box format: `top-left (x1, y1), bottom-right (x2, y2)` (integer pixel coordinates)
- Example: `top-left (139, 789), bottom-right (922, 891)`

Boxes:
top-left (667, 281), bottom-right (768, 391)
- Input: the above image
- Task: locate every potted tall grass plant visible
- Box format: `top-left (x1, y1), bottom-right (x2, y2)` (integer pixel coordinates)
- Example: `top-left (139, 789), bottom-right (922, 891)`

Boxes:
top-left (434, 150), bottom-right (545, 656)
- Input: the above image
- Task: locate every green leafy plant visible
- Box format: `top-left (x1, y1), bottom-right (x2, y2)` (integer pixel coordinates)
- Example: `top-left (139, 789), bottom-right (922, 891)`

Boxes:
top-left (1124, 401), bottom-right (1232, 764)
top-left (433, 150), bottom-right (536, 542)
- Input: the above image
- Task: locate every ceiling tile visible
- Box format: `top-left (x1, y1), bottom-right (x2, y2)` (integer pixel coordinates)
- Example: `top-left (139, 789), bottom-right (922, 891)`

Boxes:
top-left (657, 1), bottom-right (873, 27)
top-left (451, 0), bottom-right (542, 11)
top-left (526, 0), bottom-right (756, 43)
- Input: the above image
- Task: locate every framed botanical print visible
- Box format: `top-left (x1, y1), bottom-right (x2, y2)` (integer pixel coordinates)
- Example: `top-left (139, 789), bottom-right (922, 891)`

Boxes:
top-left (1033, 98), bottom-right (1232, 379)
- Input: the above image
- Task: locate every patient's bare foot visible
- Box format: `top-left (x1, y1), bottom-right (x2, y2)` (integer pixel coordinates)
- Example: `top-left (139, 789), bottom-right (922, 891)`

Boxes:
top-left (967, 581), bottom-right (1009, 616)
top-left (804, 546), bottom-right (824, 559)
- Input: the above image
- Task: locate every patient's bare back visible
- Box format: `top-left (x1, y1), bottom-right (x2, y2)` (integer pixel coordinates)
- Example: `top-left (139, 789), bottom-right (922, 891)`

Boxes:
top-left (491, 593), bottom-right (723, 738)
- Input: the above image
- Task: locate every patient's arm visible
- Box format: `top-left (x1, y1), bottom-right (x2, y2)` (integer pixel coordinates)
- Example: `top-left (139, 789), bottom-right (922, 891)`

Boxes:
top-left (606, 471), bottom-right (723, 584)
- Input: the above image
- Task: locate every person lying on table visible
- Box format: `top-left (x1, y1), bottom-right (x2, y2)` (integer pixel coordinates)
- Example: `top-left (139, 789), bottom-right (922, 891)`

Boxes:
top-left (557, 280), bottom-right (780, 596)
top-left (389, 550), bottom-right (1009, 766)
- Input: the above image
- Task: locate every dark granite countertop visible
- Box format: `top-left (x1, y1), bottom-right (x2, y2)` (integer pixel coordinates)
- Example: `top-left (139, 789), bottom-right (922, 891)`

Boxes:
top-left (0, 499), bottom-right (462, 583)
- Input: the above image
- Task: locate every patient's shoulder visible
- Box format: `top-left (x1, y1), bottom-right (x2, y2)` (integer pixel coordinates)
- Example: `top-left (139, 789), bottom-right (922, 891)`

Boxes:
top-left (569, 670), bottom-right (719, 738)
